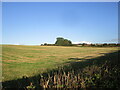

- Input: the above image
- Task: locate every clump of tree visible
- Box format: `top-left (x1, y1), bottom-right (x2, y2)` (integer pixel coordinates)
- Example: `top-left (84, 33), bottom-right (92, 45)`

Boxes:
top-left (44, 43), bottom-right (48, 46)
top-left (55, 37), bottom-right (72, 46)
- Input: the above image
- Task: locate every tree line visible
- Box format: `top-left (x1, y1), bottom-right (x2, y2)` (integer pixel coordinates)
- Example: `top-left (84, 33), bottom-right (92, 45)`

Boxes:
top-left (41, 37), bottom-right (72, 46)
top-left (41, 37), bottom-right (120, 47)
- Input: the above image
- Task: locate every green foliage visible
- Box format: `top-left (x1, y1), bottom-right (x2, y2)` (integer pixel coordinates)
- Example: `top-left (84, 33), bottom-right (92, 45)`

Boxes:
top-left (55, 37), bottom-right (72, 46)
top-left (44, 43), bottom-right (47, 46)
top-left (26, 82), bottom-right (36, 89)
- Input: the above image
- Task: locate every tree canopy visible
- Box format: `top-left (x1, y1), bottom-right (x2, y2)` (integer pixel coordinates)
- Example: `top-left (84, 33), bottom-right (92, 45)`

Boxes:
top-left (55, 37), bottom-right (72, 46)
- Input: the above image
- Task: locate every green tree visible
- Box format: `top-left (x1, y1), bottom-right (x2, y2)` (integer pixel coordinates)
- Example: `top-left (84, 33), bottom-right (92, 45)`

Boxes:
top-left (55, 37), bottom-right (72, 46)
top-left (44, 43), bottom-right (47, 46)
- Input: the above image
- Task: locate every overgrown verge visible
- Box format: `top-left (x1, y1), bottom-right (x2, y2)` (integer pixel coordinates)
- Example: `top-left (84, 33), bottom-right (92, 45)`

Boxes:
top-left (35, 61), bottom-right (120, 88)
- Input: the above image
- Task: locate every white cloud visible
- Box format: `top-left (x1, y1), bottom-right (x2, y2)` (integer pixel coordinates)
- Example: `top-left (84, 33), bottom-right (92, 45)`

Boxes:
top-left (72, 42), bottom-right (80, 44)
top-left (13, 43), bottom-right (20, 45)
top-left (73, 41), bottom-right (92, 44)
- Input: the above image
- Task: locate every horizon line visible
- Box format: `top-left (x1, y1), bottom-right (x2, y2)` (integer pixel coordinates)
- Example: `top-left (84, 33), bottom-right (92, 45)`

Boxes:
top-left (1, 42), bottom-right (119, 45)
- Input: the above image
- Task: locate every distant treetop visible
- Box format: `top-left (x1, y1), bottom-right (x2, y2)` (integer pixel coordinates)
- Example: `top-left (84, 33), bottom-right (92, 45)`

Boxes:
top-left (55, 37), bottom-right (72, 46)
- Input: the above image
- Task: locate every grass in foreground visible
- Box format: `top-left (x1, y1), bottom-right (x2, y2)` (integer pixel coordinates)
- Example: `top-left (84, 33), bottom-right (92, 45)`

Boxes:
top-left (2, 45), bottom-right (118, 81)
top-left (2, 50), bottom-right (120, 89)
top-left (2, 45), bottom-right (120, 88)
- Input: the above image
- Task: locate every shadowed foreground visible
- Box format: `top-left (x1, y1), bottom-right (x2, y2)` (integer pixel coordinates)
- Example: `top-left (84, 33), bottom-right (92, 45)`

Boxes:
top-left (2, 50), bottom-right (120, 89)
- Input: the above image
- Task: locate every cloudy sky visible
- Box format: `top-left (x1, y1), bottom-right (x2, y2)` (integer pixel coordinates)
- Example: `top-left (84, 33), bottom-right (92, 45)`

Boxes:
top-left (2, 2), bottom-right (118, 45)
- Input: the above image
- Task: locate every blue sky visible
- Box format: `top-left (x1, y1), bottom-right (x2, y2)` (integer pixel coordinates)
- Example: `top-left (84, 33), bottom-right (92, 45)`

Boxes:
top-left (2, 2), bottom-right (118, 45)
